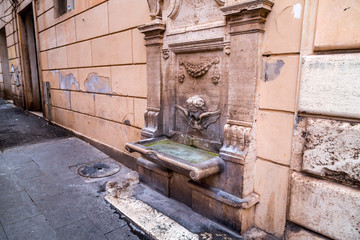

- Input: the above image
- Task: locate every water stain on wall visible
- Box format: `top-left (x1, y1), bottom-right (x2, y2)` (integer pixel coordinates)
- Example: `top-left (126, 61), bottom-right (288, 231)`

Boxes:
top-left (261, 59), bottom-right (285, 82)
top-left (51, 70), bottom-right (80, 109)
top-left (84, 73), bottom-right (111, 94)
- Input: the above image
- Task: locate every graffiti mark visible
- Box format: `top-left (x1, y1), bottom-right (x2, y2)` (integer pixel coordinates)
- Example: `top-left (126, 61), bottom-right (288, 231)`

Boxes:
top-left (84, 73), bottom-right (111, 94)
top-left (262, 59), bottom-right (285, 82)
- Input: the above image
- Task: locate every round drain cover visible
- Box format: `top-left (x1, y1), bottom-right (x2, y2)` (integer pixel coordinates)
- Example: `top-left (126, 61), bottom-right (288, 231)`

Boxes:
top-left (77, 162), bottom-right (120, 178)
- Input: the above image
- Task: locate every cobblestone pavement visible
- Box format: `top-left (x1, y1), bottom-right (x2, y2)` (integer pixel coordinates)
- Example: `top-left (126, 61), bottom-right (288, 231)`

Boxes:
top-left (0, 100), bottom-right (142, 240)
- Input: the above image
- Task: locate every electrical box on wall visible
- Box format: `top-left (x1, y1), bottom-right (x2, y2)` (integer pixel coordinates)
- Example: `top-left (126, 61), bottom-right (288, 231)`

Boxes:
top-left (67, 0), bottom-right (74, 12)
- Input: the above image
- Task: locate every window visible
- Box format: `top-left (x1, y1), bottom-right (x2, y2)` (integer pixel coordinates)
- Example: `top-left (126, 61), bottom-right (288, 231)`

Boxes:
top-left (55, 0), bottom-right (74, 17)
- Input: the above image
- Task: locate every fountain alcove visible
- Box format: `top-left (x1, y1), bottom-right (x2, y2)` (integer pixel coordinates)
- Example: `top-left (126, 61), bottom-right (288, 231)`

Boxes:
top-left (125, 0), bottom-right (273, 233)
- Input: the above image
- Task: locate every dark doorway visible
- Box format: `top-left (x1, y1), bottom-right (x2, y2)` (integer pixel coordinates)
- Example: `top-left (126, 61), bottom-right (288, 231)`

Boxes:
top-left (0, 28), bottom-right (12, 99)
top-left (19, 4), bottom-right (41, 111)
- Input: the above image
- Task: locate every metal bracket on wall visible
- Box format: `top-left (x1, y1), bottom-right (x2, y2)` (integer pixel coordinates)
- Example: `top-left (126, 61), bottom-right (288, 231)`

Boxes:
top-left (43, 82), bottom-right (51, 121)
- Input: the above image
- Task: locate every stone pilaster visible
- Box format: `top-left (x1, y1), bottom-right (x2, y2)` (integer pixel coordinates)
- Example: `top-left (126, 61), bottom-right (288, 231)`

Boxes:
top-left (138, 19), bottom-right (166, 138)
top-left (220, 0), bottom-right (273, 163)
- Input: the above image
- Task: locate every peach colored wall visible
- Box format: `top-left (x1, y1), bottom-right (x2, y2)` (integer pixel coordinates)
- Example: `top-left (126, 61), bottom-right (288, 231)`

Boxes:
top-left (254, 0), bottom-right (304, 236)
top-left (35, 0), bottom-right (150, 152)
top-left (0, 0), bottom-right (24, 105)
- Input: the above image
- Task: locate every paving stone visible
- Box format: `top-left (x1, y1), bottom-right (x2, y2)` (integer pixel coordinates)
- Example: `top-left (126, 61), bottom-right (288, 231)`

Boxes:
top-left (1, 151), bottom-right (32, 166)
top-left (55, 218), bottom-right (107, 240)
top-left (82, 197), bottom-right (127, 234)
top-left (35, 191), bottom-right (89, 229)
top-left (0, 224), bottom-right (7, 240)
top-left (0, 158), bottom-right (10, 175)
top-left (105, 226), bottom-right (140, 240)
top-left (0, 191), bottom-right (40, 226)
top-left (0, 174), bottom-right (23, 196)
top-left (21, 174), bottom-right (83, 201)
top-left (10, 161), bottom-right (45, 180)
top-left (3, 215), bottom-right (56, 240)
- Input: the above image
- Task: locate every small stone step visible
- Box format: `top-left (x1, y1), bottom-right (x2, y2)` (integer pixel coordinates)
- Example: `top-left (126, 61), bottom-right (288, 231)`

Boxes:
top-left (105, 182), bottom-right (243, 240)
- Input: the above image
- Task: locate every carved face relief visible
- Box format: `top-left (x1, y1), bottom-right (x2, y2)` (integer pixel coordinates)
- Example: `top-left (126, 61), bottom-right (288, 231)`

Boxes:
top-left (175, 96), bottom-right (220, 130)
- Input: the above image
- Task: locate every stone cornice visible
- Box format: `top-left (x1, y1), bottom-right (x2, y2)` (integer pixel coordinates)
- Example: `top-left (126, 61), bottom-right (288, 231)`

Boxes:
top-left (138, 19), bottom-right (166, 45)
top-left (221, 0), bottom-right (274, 35)
top-left (221, 0), bottom-right (273, 16)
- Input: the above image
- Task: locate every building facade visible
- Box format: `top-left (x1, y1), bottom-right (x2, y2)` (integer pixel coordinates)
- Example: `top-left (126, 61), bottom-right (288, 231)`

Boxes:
top-left (0, 0), bottom-right (359, 239)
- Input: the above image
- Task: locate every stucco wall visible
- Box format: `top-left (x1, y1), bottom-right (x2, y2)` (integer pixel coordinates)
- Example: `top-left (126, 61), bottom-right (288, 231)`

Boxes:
top-left (35, 0), bottom-right (150, 152)
top-left (0, 0), bottom-right (24, 105)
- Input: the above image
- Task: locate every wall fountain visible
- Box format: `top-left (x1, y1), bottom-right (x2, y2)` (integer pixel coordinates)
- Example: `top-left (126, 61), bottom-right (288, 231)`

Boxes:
top-left (126, 0), bottom-right (273, 233)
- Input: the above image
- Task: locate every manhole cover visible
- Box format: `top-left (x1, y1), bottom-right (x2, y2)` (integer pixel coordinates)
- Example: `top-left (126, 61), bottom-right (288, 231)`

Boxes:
top-left (77, 162), bottom-right (120, 178)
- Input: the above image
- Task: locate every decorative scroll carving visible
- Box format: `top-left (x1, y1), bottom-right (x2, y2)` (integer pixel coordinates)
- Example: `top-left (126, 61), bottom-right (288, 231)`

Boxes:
top-left (168, 0), bottom-right (182, 19)
top-left (147, 0), bottom-right (163, 19)
top-left (220, 123), bottom-right (251, 162)
top-left (214, 0), bottom-right (225, 6)
top-left (142, 108), bottom-right (161, 138)
top-left (175, 96), bottom-right (220, 130)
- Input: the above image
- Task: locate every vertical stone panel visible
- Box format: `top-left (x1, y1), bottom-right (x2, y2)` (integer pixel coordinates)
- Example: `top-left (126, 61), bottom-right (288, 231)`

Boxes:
top-left (314, 0), bottom-right (360, 51)
top-left (254, 159), bottom-right (289, 236)
top-left (289, 172), bottom-right (360, 240)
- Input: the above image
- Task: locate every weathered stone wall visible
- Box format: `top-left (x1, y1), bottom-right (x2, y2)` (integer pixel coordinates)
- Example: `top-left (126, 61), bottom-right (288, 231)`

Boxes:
top-left (0, 0), bottom-right (25, 106)
top-left (35, 0), bottom-right (150, 153)
top-left (255, 0), bottom-right (360, 239)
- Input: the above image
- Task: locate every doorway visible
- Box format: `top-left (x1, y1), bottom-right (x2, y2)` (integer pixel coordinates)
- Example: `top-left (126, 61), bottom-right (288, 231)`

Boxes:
top-left (0, 28), bottom-right (12, 100)
top-left (19, 4), bottom-right (41, 111)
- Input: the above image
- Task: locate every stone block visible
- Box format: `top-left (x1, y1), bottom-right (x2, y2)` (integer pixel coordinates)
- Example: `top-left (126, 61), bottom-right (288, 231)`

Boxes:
top-left (259, 55), bottom-right (299, 112)
top-left (55, 18), bottom-right (76, 46)
top-left (289, 172), bottom-right (360, 240)
top-left (298, 54), bottom-right (360, 119)
top-left (257, 111), bottom-right (294, 165)
top-left (42, 69), bottom-right (79, 90)
top-left (66, 41), bottom-right (92, 68)
top-left (6, 33), bottom-right (15, 47)
top-left (95, 94), bottom-right (134, 124)
top-left (263, 0), bottom-right (304, 54)
top-left (36, 0), bottom-right (53, 16)
top-left (70, 91), bottom-right (95, 115)
top-left (91, 31), bottom-right (132, 66)
top-left (68, 110), bottom-right (141, 151)
top-left (39, 27), bottom-right (57, 51)
top-left (75, 2), bottom-right (108, 41)
top-left (37, 14), bottom-right (45, 32)
top-left (314, 0), bottom-right (360, 51)
top-left (78, 67), bottom-right (111, 92)
top-left (52, 107), bottom-right (74, 129)
top-left (285, 222), bottom-right (330, 240)
top-left (7, 45), bottom-right (16, 59)
top-left (132, 29), bottom-right (146, 64)
top-left (133, 98), bottom-right (146, 128)
top-left (111, 65), bottom-right (147, 97)
top-left (40, 51), bottom-right (49, 70)
top-left (39, 8), bottom-right (55, 31)
top-left (138, 157), bottom-right (171, 197)
top-left (51, 89), bottom-right (71, 109)
top-left (47, 46), bottom-right (67, 69)
top-left (303, 118), bottom-right (360, 187)
top-left (254, 159), bottom-right (289, 236)
top-left (108, 0), bottom-right (150, 33)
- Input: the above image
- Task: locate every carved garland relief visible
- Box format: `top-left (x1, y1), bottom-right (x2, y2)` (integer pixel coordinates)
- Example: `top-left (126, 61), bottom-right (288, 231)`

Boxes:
top-left (178, 57), bottom-right (221, 85)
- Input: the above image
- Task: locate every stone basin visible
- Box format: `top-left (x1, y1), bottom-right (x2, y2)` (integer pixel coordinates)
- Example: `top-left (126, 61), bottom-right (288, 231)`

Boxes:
top-left (125, 138), bottom-right (224, 181)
